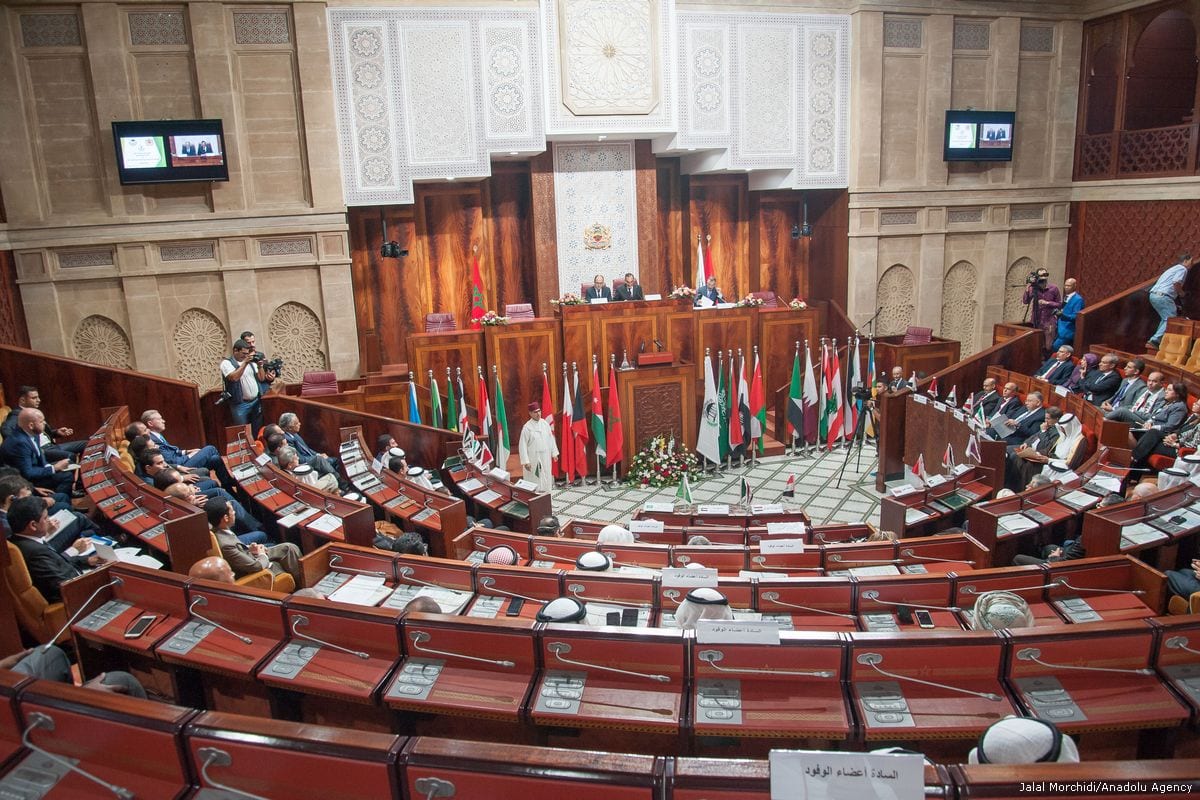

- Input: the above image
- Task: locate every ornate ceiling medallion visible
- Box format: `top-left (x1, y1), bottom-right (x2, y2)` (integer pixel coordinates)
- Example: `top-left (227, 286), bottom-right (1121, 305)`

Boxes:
top-left (558, 0), bottom-right (660, 115)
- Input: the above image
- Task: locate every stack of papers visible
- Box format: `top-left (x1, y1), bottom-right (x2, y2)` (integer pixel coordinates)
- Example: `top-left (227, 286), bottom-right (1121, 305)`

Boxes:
top-left (998, 513), bottom-right (1039, 534)
top-left (328, 574), bottom-right (392, 607)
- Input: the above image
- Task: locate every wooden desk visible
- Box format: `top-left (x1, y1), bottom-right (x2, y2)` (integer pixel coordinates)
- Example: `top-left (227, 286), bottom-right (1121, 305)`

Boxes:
top-left (560, 298), bottom-right (695, 373)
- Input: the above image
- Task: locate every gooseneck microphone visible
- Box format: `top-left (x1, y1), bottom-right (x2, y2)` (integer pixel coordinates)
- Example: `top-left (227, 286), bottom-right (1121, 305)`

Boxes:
top-left (43, 576), bottom-right (124, 652)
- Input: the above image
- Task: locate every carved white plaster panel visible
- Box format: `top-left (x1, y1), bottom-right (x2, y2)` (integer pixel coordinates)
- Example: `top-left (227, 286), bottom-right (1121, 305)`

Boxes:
top-left (269, 302), bottom-right (327, 385)
top-left (401, 22), bottom-right (478, 167)
top-left (679, 23), bottom-right (730, 145)
top-left (797, 21), bottom-right (848, 186)
top-left (542, 0), bottom-right (675, 133)
top-left (552, 142), bottom-right (639, 295)
top-left (941, 261), bottom-right (978, 355)
top-left (877, 264), bottom-right (915, 336)
top-left (329, 8), bottom-right (543, 206)
top-left (73, 316), bottom-right (132, 369)
top-left (734, 24), bottom-right (795, 166)
top-left (1004, 258), bottom-right (1035, 323)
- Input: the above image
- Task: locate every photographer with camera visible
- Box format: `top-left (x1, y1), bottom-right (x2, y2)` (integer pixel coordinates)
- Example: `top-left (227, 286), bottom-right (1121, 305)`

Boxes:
top-left (1021, 268), bottom-right (1061, 353)
top-left (219, 338), bottom-right (271, 434)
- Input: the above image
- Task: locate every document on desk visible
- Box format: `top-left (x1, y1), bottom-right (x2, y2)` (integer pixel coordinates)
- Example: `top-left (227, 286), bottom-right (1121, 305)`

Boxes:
top-left (328, 574), bottom-right (391, 606)
top-left (998, 513), bottom-right (1038, 534)
top-left (307, 514), bottom-right (343, 535)
top-left (474, 489), bottom-right (503, 505)
top-left (115, 547), bottom-right (163, 569)
top-left (1121, 522), bottom-right (1168, 547)
top-left (278, 506), bottom-right (320, 528)
top-left (458, 478), bottom-right (484, 493)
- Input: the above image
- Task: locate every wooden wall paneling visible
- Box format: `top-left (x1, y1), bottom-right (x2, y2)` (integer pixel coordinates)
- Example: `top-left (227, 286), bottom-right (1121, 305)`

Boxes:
top-left (483, 319), bottom-right (561, 431)
top-left (693, 307), bottom-right (755, 383)
top-left (408, 331), bottom-right (485, 415)
top-left (656, 158), bottom-right (684, 293)
top-left (755, 192), bottom-right (809, 302)
top-left (417, 185), bottom-right (487, 328)
top-left (348, 205), bottom-right (419, 373)
top-left (0, 251), bottom-right (29, 348)
top-left (529, 151), bottom-right (559, 316)
top-left (561, 314), bottom-right (595, 379)
top-left (756, 306), bottom-right (825, 395)
top-left (634, 141), bottom-right (663, 292)
top-left (487, 163), bottom-right (536, 316)
top-left (806, 190), bottom-right (849, 306)
top-left (664, 306), bottom-right (697, 368)
top-left (688, 175), bottom-right (750, 300)
top-left (598, 314), bottom-right (666, 370)
top-left (560, 300), bottom-right (696, 377)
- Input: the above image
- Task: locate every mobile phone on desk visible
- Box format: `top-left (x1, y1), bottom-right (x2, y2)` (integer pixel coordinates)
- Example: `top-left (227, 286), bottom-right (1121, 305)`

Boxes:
top-left (914, 609), bottom-right (935, 629)
top-left (124, 614), bottom-right (157, 639)
top-left (505, 597), bottom-right (525, 617)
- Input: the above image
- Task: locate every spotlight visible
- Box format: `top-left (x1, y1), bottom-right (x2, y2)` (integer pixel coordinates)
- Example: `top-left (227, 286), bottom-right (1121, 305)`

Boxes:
top-left (380, 209), bottom-right (408, 260)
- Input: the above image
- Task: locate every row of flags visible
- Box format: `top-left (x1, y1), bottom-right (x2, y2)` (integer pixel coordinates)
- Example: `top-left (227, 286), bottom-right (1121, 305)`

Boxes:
top-left (782, 336), bottom-right (878, 450)
top-left (695, 349), bottom-right (768, 465)
top-left (408, 361), bottom-right (626, 479)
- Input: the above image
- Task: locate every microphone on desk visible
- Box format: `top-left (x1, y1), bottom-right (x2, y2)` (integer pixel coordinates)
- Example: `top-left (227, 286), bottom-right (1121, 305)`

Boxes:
top-left (856, 653), bottom-right (1003, 701)
top-left (759, 591), bottom-right (856, 619)
top-left (532, 546), bottom-right (577, 565)
top-left (197, 747), bottom-right (270, 800)
top-left (478, 576), bottom-right (541, 602)
top-left (1016, 647), bottom-right (1152, 675)
top-left (1165, 636), bottom-right (1200, 656)
top-left (328, 554), bottom-right (388, 580)
top-left (159, 508), bottom-right (172, 521)
top-left (827, 554), bottom-right (903, 566)
top-left (750, 556), bottom-right (822, 573)
top-left (21, 712), bottom-right (134, 799)
top-left (1052, 578), bottom-right (1144, 596)
top-left (409, 630), bottom-right (514, 668)
top-left (43, 576), bottom-right (124, 651)
top-left (654, 339), bottom-right (665, 352)
top-left (567, 584), bottom-right (650, 609)
top-left (546, 641), bottom-right (669, 683)
top-left (959, 581), bottom-right (1053, 597)
top-left (899, 548), bottom-right (975, 566)
top-left (698, 649), bottom-right (834, 678)
top-left (638, 340), bottom-right (646, 354)
top-left (188, 596), bottom-right (252, 644)
top-left (860, 590), bottom-right (962, 614)
top-left (398, 566), bottom-right (449, 589)
top-left (291, 615), bottom-right (369, 660)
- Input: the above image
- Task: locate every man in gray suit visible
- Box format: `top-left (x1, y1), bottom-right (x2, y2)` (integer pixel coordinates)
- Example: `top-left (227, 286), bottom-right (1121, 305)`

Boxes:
top-left (1106, 370), bottom-right (1164, 425)
top-left (1100, 359), bottom-right (1148, 416)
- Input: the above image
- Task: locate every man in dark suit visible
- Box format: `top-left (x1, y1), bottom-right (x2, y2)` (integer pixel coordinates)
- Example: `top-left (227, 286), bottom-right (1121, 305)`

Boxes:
top-left (1107, 370), bottom-right (1164, 425)
top-left (584, 275), bottom-right (611, 301)
top-left (278, 412), bottom-right (348, 491)
top-left (996, 392), bottom-right (1046, 445)
top-left (970, 377), bottom-right (1001, 417)
top-left (0, 409), bottom-right (75, 498)
top-left (694, 276), bottom-right (724, 307)
top-left (197, 140), bottom-right (213, 155)
top-left (887, 366), bottom-right (908, 392)
top-left (1076, 353), bottom-right (1121, 406)
top-left (1005, 406), bottom-right (1063, 491)
top-left (613, 273), bottom-right (644, 302)
top-left (1, 385), bottom-right (84, 462)
top-left (993, 382), bottom-right (1023, 419)
top-left (1033, 345), bottom-right (1076, 386)
top-left (181, 141), bottom-right (196, 156)
top-left (140, 408), bottom-right (230, 484)
top-left (7, 496), bottom-right (101, 604)
top-left (1102, 359), bottom-right (1149, 417)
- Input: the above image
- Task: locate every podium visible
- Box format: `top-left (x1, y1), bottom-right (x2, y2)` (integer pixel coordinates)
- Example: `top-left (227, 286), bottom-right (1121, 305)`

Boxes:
top-left (616, 363), bottom-right (696, 478)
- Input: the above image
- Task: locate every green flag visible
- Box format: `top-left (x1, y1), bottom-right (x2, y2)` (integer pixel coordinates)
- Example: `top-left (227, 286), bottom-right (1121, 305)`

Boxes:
top-left (717, 358), bottom-right (730, 461)
top-left (493, 372), bottom-right (510, 467)
top-left (675, 473), bottom-right (694, 504)
top-left (446, 374), bottom-right (459, 433)
top-left (430, 375), bottom-right (443, 429)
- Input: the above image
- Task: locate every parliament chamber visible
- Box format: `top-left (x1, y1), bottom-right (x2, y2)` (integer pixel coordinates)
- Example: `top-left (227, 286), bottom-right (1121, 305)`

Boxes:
top-left (2, 0), bottom-right (1200, 794)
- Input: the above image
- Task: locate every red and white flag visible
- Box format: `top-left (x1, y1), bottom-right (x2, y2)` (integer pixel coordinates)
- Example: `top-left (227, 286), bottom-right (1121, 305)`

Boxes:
top-left (927, 376), bottom-right (939, 399)
top-left (965, 434), bottom-right (982, 463)
top-left (942, 443), bottom-right (954, 470)
top-left (913, 454), bottom-right (927, 484)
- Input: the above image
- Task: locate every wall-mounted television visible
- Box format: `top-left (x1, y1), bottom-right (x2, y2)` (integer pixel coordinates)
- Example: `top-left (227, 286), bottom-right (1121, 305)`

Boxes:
top-left (943, 110), bottom-right (1015, 162)
top-left (112, 119), bottom-right (229, 185)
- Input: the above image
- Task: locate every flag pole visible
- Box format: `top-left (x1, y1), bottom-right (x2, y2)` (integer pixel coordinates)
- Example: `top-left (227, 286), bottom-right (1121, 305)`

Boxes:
top-left (736, 347), bottom-right (745, 470)
top-left (701, 347), bottom-right (712, 475)
top-left (608, 353), bottom-right (619, 489)
top-left (750, 345), bottom-right (758, 468)
top-left (591, 354), bottom-right (601, 486)
top-left (561, 361), bottom-right (570, 487)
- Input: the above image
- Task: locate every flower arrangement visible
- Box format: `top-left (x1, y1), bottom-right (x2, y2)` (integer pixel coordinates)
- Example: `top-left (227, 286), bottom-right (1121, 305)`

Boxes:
top-left (789, 298), bottom-right (808, 310)
top-left (669, 285), bottom-right (695, 299)
top-left (626, 435), bottom-right (703, 488)
top-left (479, 310), bottom-right (509, 326)
top-left (550, 292), bottom-right (585, 307)
top-left (738, 295), bottom-right (765, 308)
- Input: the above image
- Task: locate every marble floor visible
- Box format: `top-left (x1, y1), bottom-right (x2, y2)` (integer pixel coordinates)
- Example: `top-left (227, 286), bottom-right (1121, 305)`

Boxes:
top-left (550, 441), bottom-right (883, 526)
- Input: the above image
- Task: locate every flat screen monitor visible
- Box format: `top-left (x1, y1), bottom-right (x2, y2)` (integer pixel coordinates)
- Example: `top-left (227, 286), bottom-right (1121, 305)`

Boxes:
top-left (112, 119), bottom-right (229, 184)
top-left (943, 110), bottom-right (1015, 162)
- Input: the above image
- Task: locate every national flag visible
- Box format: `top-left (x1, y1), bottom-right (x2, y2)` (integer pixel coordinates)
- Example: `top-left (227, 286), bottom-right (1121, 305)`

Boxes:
top-left (817, 343), bottom-right (830, 445)
top-left (737, 352), bottom-right (751, 457)
top-left (786, 345), bottom-right (804, 443)
top-left (965, 434), bottom-right (982, 463)
top-left (908, 371), bottom-right (918, 391)
top-left (560, 366), bottom-right (575, 482)
top-left (945, 386), bottom-right (957, 406)
top-left (704, 238), bottom-right (715, 284)
top-left (493, 370), bottom-right (510, 469)
top-left (697, 353), bottom-right (721, 464)
top-left (429, 372), bottom-right (443, 429)
top-left (717, 354), bottom-right (730, 461)
top-left (866, 337), bottom-right (876, 390)
top-left (605, 364), bottom-right (623, 467)
top-left (571, 368), bottom-right (588, 478)
top-left (927, 376), bottom-right (939, 399)
top-left (739, 476), bottom-right (753, 506)
top-left (469, 255), bottom-right (487, 329)
top-left (826, 343), bottom-right (845, 449)
top-left (913, 453), bottom-right (927, 484)
top-left (942, 442), bottom-right (954, 470)
top-left (590, 361), bottom-right (606, 463)
top-left (542, 369), bottom-right (558, 477)
top-left (477, 369), bottom-right (492, 444)
top-left (457, 371), bottom-right (468, 432)
top-left (463, 427), bottom-right (493, 469)
top-left (802, 342), bottom-right (819, 445)
top-left (676, 473), bottom-right (694, 504)
top-left (962, 393), bottom-right (973, 416)
top-left (782, 474), bottom-right (796, 498)
top-left (728, 354), bottom-right (744, 455)
top-left (844, 336), bottom-right (861, 439)
top-left (445, 369), bottom-right (459, 433)
top-left (695, 237), bottom-right (706, 291)
top-left (407, 376), bottom-right (422, 425)
top-left (749, 351), bottom-right (766, 454)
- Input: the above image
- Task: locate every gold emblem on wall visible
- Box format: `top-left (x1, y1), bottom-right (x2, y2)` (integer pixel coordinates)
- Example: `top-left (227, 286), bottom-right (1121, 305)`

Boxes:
top-left (584, 222), bottom-right (612, 250)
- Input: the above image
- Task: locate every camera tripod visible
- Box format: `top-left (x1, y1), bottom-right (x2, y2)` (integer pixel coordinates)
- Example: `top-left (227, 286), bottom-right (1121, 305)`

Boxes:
top-left (835, 388), bottom-right (876, 488)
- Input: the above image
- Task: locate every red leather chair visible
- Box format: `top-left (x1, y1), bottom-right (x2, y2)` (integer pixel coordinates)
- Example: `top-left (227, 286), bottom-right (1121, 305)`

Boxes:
top-left (424, 313), bottom-right (456, 333)
top-left (902, 326), bottom-right (933, 345)
top-left (505, 303), bottom-right (534, 320)
top-left (750, 290), bottom-right (779, 308)
top-left (300, 370), bottom-right (338, 397)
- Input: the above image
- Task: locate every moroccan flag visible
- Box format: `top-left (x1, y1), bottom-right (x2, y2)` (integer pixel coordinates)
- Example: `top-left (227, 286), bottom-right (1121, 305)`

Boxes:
top-left (457, 371), bottom-right (468, 432)
top-left (429, 371), bottom-right (443, 429)
top-left (728, 353), bottom-right (744, 455)
top-left (590, 361), bottom-right (606, 463)
top-left (477, 369), bottom-right (492, 443)
top-left (469, 255), bottom-right (486, 329)
top-left (445, 369), bottom-right (459, 433)
top-left (802, 342), bottom-right (819, 445)
top-left (542, 370), bottom-right (558, 477)
top-left (749, 350), bottom-right (766, 454)
top-left (786, 346), bottom-right (803, 442)
top-left (782, 474), bottom-right (796, 498)
top-left (560, 366), bottom-right (574, 482)
top-left (717, 355), bottom-right (730, 461)
top-left (571, 368), bottom-right (588, 478)
top-left (493, 370), bottom-right (510, 469)
top-left (704, 238), bottom-right (715, 283)
top-left (407, 375), bottom-right (422, 425)
top-left (606, 364), bottom-right (623, 467)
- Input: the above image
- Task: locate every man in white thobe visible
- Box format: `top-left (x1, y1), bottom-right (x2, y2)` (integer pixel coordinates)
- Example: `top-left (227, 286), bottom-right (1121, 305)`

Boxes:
top-left (519, 402), bottom-right (558, 493)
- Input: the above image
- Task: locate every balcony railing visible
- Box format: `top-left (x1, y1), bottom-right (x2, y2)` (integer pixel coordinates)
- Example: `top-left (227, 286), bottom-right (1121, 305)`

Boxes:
top-left (1074, 122), bottom-right (1199, 180)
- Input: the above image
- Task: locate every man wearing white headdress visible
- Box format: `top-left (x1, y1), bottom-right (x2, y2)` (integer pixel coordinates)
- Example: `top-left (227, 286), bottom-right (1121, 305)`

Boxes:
top-left (673, 588), bottom-right (734, 630)
top-left (968, 717), bottom-right (1079, 765)
top-left (596, 524), bottom-right (635, 544)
